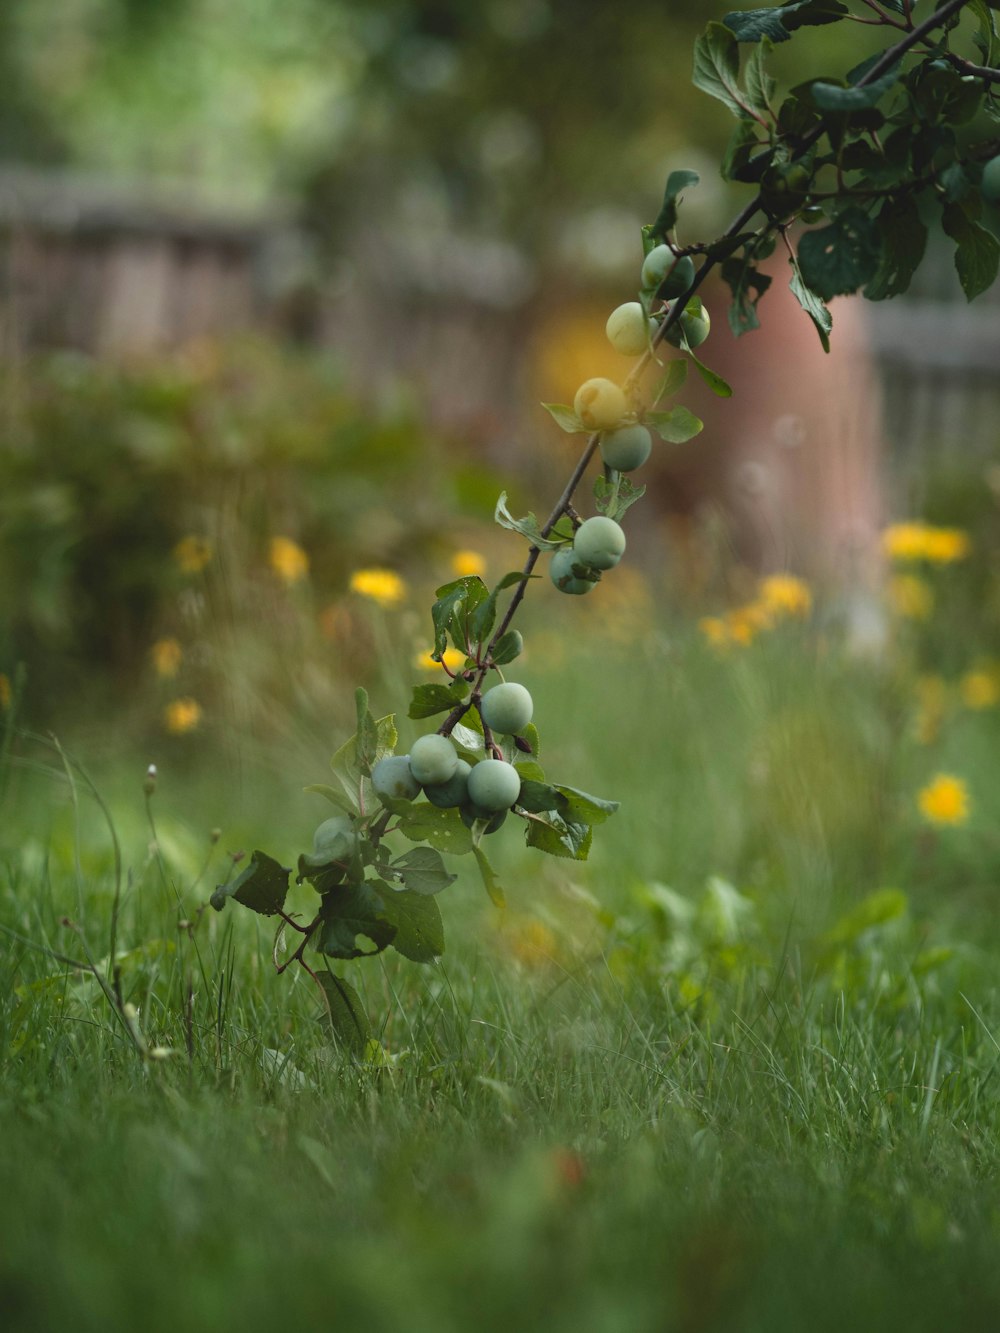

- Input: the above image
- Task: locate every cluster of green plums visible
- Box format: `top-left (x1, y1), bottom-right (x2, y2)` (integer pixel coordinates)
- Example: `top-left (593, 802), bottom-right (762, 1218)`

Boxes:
top-left (550, 513), bottom-right (627, 596)
top-left (371, 681), bottom-right (535, 832)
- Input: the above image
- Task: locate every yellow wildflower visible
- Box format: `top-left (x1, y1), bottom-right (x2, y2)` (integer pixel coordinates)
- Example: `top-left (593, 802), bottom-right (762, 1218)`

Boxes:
top-left (451, 549), bottom-right (486, 578)
top-left (269, 536), bottom-right (310, 585)
top-left (0, 673), bottom-right (10, 710)
top-left (882, 521), bottom-right (970, 564)
top-left (173, 535), bottom-right (213, 574)
top-left (726, 606), bottom-right (761, 645)
top-left (151, 638), bottom-right (182, 678)
top-left (164, 698), bottom-right (202, 734)
top-left (414, 647), bottom-right (467, 672)
top-left (757, 573), bottom-right (812, 618)
top-left (923, 526), bottom-right (970, 564)
top-left (888, 574), bottom-right (934, 620)
top-left (349, 568), bottom-right (407, 608)
top-left (917, 773), bottom-right (970, 827)
top-left (698, 616), bottom-right (731, 650)
top-left (960, 667), bottom-right (1000, 711)
top-left (882, 522), bottom-right (929, 561)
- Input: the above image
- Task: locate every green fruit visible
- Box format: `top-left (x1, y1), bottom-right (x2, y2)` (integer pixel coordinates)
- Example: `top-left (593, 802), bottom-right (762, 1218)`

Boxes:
top-left (605, 302), bottom-right (657, 357)
top-left (312, 816), bottom-right (356, 860)
top-left (600, 424), bottom-right (652, 473)
top-left (372, 755), bottom-right (421, 802)
top-left (664, 300), bottom-right (711, 350)
top-left (641, 246), bottom-right (695, 297)
top-left (480, 681), bottom-right (533, 735)
top-left (466, 758), bottom-right (521, 812)
top-left (982, 155), bottom-right (1000, 203)
top-left (573, 377), bottom-right (628, 432)
top-left (573, 515), bottom-right (626, 570)
top-left (409, 733), bottom-right (459, 785)
top-left (423, 758), bottom-right (471, 808)
top-left (459, 805), bottom-right (508, 834)
top-left (550, 546), bottom-right (595, 595)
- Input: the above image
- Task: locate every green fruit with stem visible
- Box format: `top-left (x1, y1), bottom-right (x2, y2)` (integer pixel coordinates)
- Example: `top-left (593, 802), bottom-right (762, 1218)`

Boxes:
top-left (423, 758), bottom-right (471, 808)
top-left (459, 805), bottom-right (508, 834)
top-left (480, 681), bottom-right (533, 735)
top-left (372, 755), bottom-right (422, 802)
top-left (312, 816), bottom-right (356, 860)
top-left (409, 733), bottom-right (459, 785)
top-left (982, 155), bottom-right (1000, 203)
top-left (600, 424), bottom-right (652, 472)
top-left (550, 546), bottom-right (595, 595)
top-left (663, 300), bottom-right (711, 350)
top-left (573, 377), bottom-right (628, 432)
top-left (605, 302), bottom-right (657, 357)
top-left (641, 246), bottom-right (695, 297)
top-left (467, 758), bottom-right (522, 812)
top-left (573, 515), bottom-right (626, 570)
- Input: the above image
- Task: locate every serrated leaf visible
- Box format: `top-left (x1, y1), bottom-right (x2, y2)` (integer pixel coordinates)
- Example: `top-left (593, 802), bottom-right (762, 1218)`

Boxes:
top-left (721, 253), bottom-right (773, 336)
top-left (788, 257), bottom-right (832, 352)
top-left (330, 712), bottom-right (398, 802)
top-left (693, 22), bottom-right (749, 119)
top-left (494, 491), bottom-right (563, 551)
top-left (811, 69), bottom-right (899, 111)
top-left (472, 843), bottom-right (505, 908)
top-left (354, 687), bottom-right (378, 775)
top-left (452, 719), bottom-right (485, 753)
top-left (650, 169), bottom-right (701, 239)
top-left (523, 811), bottom-right (593, 861)
top-left (380, 888), bottom-right (445, 961)
top-left (390, 846), bottom-right (457, 896)
top-left (745, 37), bottom-right (776, 116)
top-left (303, 783), bottom-right (357, 815)
top-left (470, 570), bottom-right (525, 644)
top-left (968, 0), bottom-right (999, 62)
top-left (646, 406), bottom-right (704, 443)
top-left (315, 973), bottom-right (371, 1056)
top-left (521, 723), bottom-right (540, 758)
top-left (864, 196), bottom-right (928, 301)
top-left (513, 760), bottom-right (546, 784)
top-left (516, 778), bottom-right (565, 814)
top-left (593, 473), bottom-right (646, 522)
top-left (210, 851), bottom-right (290, 916)
top-left (390, 801), bottom-right (475, 855)
top-left (553, 785), bottom-right (620, 824)
top-left (651, 360), bottom-right (688, 401)
top-left (409, 681), bottom-right (466, 721)
top-left (941, 200), bottom-right (1000, 301)
top-left (315, 881), bottom-right (395, 959)
top-left (491, 629), bottom-right (524, 666)
top-left (430, 575), bottom-right (489, 660)
top-left (541, 403), bottom-right (586, 433)
top-left (797, 207), bottom-right (880, 300)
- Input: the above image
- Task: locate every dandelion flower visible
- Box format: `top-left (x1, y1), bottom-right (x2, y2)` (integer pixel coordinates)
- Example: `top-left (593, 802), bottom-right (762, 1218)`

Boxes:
top-left (164, 698), bottom-right (202, 735)
top-left (151, 638), bottom-right (182, 678)
top-left (882, 521), bottom-right (970, 564)
top-left (350, 568), bottom-right (407, 608)
top-left (173, 535), bottom-right (213, 574)
top-left (758, 573), bottom-right (812, 618)
top-left (923, 526), bottom-right (970, 564)
top-left (917, 773), bottom-right (970, 826)
top-left (698, 616), bottom-right (731, 650)
top-left (451, 549), bottom-right (486, 578)
top-left (269, 536), bottom-right (309, 585)
top-left (414, 647), bottom-right (467, 672)
top-left (960, 668), bottom-right (1000, 711)
top-left (883, 522), bottom-right (930, 561)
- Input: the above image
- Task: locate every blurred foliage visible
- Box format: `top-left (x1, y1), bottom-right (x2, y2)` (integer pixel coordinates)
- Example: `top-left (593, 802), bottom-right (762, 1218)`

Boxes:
top-left (0, 339), bottom-right (498, 728)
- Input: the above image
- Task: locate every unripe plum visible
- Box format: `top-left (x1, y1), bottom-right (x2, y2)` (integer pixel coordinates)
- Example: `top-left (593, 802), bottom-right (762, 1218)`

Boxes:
top-left (459, 805), bottom-right (508, 834)
top-left (466, 758), bottom-right (521, 812)
top-left (573, 378), bottom-right (628, 432)
top-left (605, 302), bottom-right (657, 357)
top-left (664, 301), bottom-right (711, 350)
top-left (600, 424), bottom-right (652, 473)
top-left (372, 755), bottom-right (421, 802)
top-left (310, 816), bottom-right (356, 866)
top-left (983, 155), bottom-right (1000, 203)
top-left (480, 681), bottom-right (533, 735)
top-left (409, 733), bottom-right (459, 785)
top-left (573, 515), bottom-right (626, 570)
top-left (641, 246), bottom-right (695, 297)
top-left (423, 758), bottom-right (471, 808)
top-left (550, 546), bottom-right (594, 595)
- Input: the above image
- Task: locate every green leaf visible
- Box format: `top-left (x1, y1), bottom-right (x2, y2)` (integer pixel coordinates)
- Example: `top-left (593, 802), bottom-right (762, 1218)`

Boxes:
top-left (390, 801), bottom-right (475, 855)
top-left (721, 121), bottom-right (769, 183)
top-left (693, 22), bottom-right (749, 119)
top-left (354, 687), bottom-right (378, 775)
top-left (688, 350), bottom-right (733, 398)
top-left (646, 406), bottom-right (704, 443)
top-left (811, 69), bottom-right (899, 111)
top-left (651, 360), bottom-right (688, 401)
top-left (516, 778), bottom-right (565, 814)
top-left (650, 169), bottom-right (701, 239)
top-left (745, 37), bottom-right (776, 116)
top-left (969, 0), bottom-right (999, 63)
top-left (210, 851), bottom-right (289, 916)
top-left (721, 253), bottom-right (773, 335)
top-left (521, 723), bottom-right (540, 759)
top-left (390, 846), bottom-right (457, 896)
top-left (553, 785), bottom-right (620, 824)
top-left (723, 0), bottom-right (847, 42)
top-left (315, 973), bottom-right (372, 1056)
top-left (331, 712), bottom-right (398, 799)
top-left (541, 403), bottom-right (586, 433)
top-left (470, 570), bottom-right (526, 644)
top-left (523, 811), bottom-right (593, 861)
top-left (491, 629), bottom-right (524, 666)
top-left (408, 681), bottom-right (467, 721)
top-left (513, 759), bottom-right (546, 784)
top-left (788, 257), bottom-right (832, 352)
top-left (797, 207), bottom-right (880, 300)
top-left (472, 843), bottom-right (506, 908)
top-left (864, 196), bottom-right (928, 301)
top-left (593, 473), bottom-right (646, 521)
top-left (430, 575), bottom-right (489, 660)
top-left (315, 881), bottom-right (396, 959)
top-left (494, 491), bottom-right (563, 551)
top-left (380, 888), bottom-right (445, 962)
top-left (941, 200), bottom-right (1000, 302)
top-left (303, 783), bottom-right (357, 815)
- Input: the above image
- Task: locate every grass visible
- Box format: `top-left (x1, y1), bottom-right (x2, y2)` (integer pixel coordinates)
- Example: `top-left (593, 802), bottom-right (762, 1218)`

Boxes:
top-left (4, 591), bottom-right (1000, 1331)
